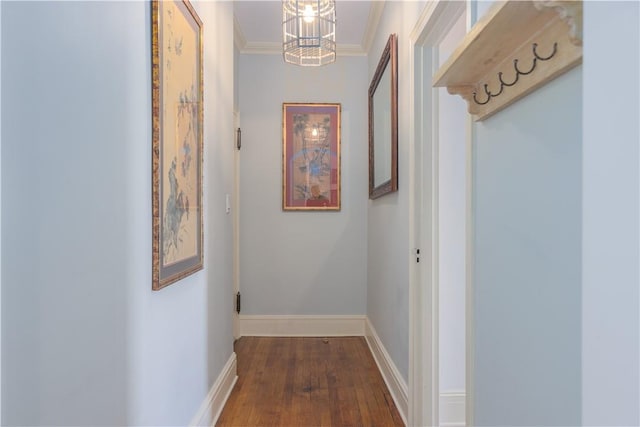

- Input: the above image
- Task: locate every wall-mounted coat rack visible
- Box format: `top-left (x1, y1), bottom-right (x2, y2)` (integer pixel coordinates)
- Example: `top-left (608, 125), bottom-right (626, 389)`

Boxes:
top-left (433, 0), bottom-right (583, 121)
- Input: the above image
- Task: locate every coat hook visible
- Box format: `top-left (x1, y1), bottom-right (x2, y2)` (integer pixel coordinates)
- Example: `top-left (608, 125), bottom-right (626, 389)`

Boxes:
top-left (514, 57), bottom-right (537, 75)
top-left (499, 68), bottom-right (519, 87)
top-left (473, 84), bottom-right (491, 105)
top-left (485, 80), bottom-right (504, 97)
top-left (533, 42), bottom-right (557, 61)
top-left (472, 42), bottom-right (559, 106)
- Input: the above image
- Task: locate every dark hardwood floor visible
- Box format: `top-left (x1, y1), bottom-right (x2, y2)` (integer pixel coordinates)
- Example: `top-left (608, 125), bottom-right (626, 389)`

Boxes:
top-left (216, 336), bottom-right (405, 427)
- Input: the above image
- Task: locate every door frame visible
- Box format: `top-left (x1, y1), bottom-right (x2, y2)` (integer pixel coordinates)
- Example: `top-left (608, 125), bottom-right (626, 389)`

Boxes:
top-left (408, 2), bottom-right (467, 425)
top-left (232, 111), bottom-right (241, 340)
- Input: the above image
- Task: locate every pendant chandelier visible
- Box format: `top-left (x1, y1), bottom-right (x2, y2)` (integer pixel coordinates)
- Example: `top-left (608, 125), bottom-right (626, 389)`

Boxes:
top-left (282, 0), bottom-right (336, 66)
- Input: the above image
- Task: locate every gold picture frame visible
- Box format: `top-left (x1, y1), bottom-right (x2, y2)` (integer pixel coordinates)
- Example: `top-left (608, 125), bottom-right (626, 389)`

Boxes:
top-left (151, 0), bottom-right (203, 290)
top-left (282, 103), bottom-right (341, 211)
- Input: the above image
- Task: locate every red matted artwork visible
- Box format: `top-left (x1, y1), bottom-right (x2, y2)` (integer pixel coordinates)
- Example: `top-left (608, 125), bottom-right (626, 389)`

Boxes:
top-left (282, 103), bottom-right (341, 211)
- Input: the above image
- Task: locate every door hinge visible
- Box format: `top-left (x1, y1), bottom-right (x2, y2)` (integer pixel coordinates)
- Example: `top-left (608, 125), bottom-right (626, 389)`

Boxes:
top-left (415, 248), bottom-right (420, 263)
top-left (236, 292), bottom-right (241, 314)
top-left (236, 127), bottom-right (242, 150)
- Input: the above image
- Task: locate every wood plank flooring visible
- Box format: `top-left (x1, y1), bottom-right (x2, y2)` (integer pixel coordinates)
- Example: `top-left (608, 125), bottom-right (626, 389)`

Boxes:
top-left (216, 337), bottom-right (404, 427)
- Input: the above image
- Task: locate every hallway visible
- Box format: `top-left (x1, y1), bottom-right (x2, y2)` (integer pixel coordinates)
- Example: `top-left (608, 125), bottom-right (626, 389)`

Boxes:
top-left (216, 337), bottom-right (404, 426)
top-left (0, 1), bottom-right (638, 425)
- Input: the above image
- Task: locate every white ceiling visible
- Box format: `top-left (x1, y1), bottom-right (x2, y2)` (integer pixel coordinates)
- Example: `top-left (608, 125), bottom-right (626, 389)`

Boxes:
top-left (234, 1), bottom-right (383, 55)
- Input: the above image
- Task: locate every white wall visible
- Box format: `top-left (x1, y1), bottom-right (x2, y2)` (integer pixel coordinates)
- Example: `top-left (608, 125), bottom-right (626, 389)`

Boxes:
top-left (238, 54), bottom-right (368, 315)
top-left (472, 67), bottom-right (583, 425)
top-left (367, 0), bottom-right (427, 383)
top-left (1, 1), bottom-right (235, 425)
top-left (582, 2), bottom-right (640, 425)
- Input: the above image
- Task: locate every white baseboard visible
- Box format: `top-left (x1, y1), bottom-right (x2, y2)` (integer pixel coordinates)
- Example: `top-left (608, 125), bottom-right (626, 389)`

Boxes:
top-left (238, 315), bottom-right (366, 337)
top-left (364, 318), bottom-right (408, 426)
top-left (189, 352), bottom-right (238, 427)
top-left (440, 391), bottom-right (466, 427)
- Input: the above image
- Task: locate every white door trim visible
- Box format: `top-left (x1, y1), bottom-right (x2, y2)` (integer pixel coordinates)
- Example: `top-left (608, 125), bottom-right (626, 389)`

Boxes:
top-left (232, 112), bottom-right (241, 340)
top-left (464, 3), bottom-right (478, 425)
top-left (0, 2), bottom-right (4, 420)
top-left (408, 2), bottom-right (466, 426)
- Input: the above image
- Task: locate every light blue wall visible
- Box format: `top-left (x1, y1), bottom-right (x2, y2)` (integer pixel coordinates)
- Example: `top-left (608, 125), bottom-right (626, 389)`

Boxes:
top-left (1, 1), bottom-right (235, 425)
top-left (582, 2), bottom-right (639, 425)
top-left (473, 67), bottom-right (583, 425)
top-left (237, 54), bottom-right (368, 315)
top-left (367, 0), bottom-right (426, 384)
top-left (2, 3), bottom-right (132, 423)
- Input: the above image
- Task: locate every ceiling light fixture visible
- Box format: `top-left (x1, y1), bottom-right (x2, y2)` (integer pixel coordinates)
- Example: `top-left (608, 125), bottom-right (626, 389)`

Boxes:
top-left (282, 0), bottom-right (336, 66)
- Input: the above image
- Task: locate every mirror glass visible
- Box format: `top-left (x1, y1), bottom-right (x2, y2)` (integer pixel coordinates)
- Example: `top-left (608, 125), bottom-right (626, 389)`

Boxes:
top-left (373, 68), bottom-right (391, 187)
top-left (369, 33), bottom-right (398, 199)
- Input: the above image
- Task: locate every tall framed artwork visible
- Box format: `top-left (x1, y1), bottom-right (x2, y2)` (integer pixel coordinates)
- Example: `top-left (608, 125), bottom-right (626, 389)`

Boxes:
top-left (282, 103), bottom-right (341, 211)
top-left (151, 0), bottom-right (203, 290)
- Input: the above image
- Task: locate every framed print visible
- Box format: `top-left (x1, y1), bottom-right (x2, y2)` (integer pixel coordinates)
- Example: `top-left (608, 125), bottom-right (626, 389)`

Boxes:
top-left (152, 0), bottom-right (203, 290)
top-left (283, 103), bottom-right (341, 211)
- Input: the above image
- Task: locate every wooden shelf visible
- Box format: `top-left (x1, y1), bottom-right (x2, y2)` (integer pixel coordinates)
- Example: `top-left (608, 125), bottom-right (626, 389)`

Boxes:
top-left (433, 0), bottom-right (583, 121)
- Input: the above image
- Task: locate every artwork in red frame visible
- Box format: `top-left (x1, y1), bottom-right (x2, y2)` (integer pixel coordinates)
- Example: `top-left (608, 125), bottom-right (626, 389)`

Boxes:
top-left (282, 103), bottom-right (341, 211)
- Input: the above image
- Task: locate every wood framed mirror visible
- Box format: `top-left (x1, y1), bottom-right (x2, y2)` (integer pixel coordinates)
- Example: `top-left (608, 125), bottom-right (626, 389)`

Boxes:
top-left (368, 33), bottom-right (398, 199)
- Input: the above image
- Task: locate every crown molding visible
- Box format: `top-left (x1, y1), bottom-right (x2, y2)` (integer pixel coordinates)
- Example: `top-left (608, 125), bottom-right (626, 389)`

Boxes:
top-left (338, 44), bottom-right (367, 56)
top-left (241, 41), bottom-right (282, 55)
top-left (362, 1), bottom-right (386, 54)
top-left (239, 42), bottom-right (367, 57)
top-left (235, 1), bottom-right (380, 57)
top-left (233, 13), bottom-right (247, 51)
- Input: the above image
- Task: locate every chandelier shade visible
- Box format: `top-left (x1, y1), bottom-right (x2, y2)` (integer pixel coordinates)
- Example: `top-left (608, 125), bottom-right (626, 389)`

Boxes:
top-left (282, 0), bottom-right (336, 66)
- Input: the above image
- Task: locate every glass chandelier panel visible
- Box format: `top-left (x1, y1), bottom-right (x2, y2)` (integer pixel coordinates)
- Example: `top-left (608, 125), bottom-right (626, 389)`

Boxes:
top-left (282, 0), bottom-right (336, 66)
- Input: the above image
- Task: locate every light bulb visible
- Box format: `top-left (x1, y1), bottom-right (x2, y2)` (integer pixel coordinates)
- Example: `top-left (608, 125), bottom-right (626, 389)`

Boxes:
top-left (312, 127), bottom-right (318, 137)
top-left (303, 4), bottom-right (315, 23)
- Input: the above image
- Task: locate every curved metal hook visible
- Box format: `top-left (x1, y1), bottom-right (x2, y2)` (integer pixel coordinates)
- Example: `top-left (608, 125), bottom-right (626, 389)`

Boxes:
top-left (499, 68), bottom-right (519, 87)
top-left (514, 57), bottom-right (537, 75)
top-left (473, 85), bottom-right (491, 105)
top-left (533, 42), bottom-right (557, 61)
top-left (472, 42), bottom-right (558, 106)
top-left (486, 80), bottom-right (504, 97)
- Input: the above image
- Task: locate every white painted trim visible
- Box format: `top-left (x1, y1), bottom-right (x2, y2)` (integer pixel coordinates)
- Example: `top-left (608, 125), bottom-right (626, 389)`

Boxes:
top-left (238, 41), bottom-right (367, 57)
top-left (238, 315), bottom-right (366, 337)
top-left (431, 46), bottom-right (442, 427)
top-left (408, 2), bottom-right (466, 426)
top-left (0, 2), bottom-right (3, 420)
top-left (234, 2), bottom-right (381, 57)
top-left (336, 44), bottom-right (367, 57)
top-left (189, 353), bottom-right (238, 427)
top-left (409, 17), bottom-right (439, 427)
top-left (465, 90), bottom-right (476, 427)
top-left (232, 112), bottom-right (240, 341)
top-left (233, 14), bottom-right (246, 52)
top-left (239, 41), bottom-right (281, 55)
top-left (365, 318), bottom-right (408, 426)
top-left (464, 4), bottom-right (477, 425)
top-left (362, 1), bottom-right (385, 54)
top-left (407, 36), bottom-right (426, 427)
top-left (440, 392), bottom-right (466, 427)
top-left (411, 1), bottom-right (465, 47)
